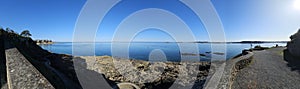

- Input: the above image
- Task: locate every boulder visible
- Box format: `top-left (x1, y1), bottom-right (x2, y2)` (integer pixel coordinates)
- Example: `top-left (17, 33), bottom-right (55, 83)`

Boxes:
top-left (287, 29), bottom-right (300, 58)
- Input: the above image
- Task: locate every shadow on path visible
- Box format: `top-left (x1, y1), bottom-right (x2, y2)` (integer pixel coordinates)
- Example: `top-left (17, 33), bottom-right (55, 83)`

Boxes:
top-left (0, 33), bottom-right (15, 88)
top-left (0, 34), bottom-right (7, 88)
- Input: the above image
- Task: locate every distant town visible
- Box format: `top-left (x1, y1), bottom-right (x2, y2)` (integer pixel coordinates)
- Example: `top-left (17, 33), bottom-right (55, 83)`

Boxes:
top-left (35, 40), bottom-right (53, 45)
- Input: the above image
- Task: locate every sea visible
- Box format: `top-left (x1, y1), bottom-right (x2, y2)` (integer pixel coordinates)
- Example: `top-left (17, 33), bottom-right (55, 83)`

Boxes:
top-left (39, 42), bottom-right (287, 61)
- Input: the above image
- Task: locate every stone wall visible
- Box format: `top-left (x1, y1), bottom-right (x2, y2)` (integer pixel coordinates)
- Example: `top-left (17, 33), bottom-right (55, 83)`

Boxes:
top-left (5, 48), bottom-right (54, 89)
top-left (287, 29), bottom-right (300, 58)
top-left (206, 51), bottom-right (254, 89)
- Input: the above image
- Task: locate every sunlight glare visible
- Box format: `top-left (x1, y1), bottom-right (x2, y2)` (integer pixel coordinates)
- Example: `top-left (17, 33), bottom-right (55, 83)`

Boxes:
top-left (294, 0), bottom-right (300, 10)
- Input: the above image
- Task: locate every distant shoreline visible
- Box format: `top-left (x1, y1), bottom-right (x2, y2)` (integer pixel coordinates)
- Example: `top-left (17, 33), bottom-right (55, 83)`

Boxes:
top-left (39, 42), bottom-right (286, 61)
top-left (35, 40), bottom-right (53, 45)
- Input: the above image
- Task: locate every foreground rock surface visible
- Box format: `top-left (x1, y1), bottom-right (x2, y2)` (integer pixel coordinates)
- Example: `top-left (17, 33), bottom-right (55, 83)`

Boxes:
top-left (75, 56), bottom-right (211, 89)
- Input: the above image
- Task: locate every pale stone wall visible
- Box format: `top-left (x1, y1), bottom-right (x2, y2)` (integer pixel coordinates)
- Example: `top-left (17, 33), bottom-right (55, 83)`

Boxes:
top-left (204, 51), bottom-right (254, 89)
top-left (5, 48), bottom-right (54, 89)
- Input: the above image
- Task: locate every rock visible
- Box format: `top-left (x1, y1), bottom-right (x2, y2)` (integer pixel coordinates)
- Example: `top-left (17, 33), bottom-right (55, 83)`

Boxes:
top-left (78, 56), bottom-right (211, 89)
top-left (137, 64), bottom-right (145, 70)
top-left (252, 45), bottom-right (269, 50)
top-left (287, 29), bottom-right (300, 58)
top-left (200, 54), bottom-right (206, 56)
top-left (242, 49), bottom-right (250, 55)
top-left (117, 83), bottom-right (140, 89)
top-left (213, 52), bottom-right (225, 55)
top-left (181, 53), bottom-right (207, 57)
top-left (181, 53), bottom-right (198, 56)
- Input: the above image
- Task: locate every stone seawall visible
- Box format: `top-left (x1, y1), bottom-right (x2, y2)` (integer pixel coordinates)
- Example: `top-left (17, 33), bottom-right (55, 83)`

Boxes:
top-left (213, 51), bottom-right (254, 89)
top-left (5, 48), bottom-right (54, 89)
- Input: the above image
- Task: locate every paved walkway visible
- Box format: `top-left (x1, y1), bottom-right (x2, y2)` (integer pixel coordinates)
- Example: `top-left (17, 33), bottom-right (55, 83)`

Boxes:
top-left (232, 47), bottom-right (300, 89)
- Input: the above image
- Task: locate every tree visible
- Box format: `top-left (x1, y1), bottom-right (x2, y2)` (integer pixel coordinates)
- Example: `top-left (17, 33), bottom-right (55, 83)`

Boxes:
top-left (20, 30), bottom-right (32, 37)
top-left (6, 28), bottom-right (14, 33)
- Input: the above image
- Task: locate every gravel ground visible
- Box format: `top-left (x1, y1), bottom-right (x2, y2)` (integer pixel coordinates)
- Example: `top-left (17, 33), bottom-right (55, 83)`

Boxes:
top-left (232, 47), bottom-right (300, 89)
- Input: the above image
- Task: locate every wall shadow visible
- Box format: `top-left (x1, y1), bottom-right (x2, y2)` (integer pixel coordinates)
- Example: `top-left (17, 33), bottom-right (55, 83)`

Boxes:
top-left (72, 57), bottom-right (117, 89)
top-left (0, 32), bottom-right (15, 88)
top-left (283, 49), bottom-right (300, 74)
top-left (0, 34), bottom-right (7, 88)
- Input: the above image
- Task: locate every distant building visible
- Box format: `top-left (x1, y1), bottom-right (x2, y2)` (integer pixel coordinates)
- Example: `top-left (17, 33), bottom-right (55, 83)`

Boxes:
top-left (35, 40), bottom-right (53, 45)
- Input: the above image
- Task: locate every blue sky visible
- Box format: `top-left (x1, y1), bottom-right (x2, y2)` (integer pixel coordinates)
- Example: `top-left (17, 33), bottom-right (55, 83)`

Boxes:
top-left (0, 0), bottom-right (300, 42)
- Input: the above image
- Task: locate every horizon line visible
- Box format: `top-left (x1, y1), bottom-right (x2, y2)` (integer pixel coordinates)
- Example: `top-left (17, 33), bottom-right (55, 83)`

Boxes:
top-left (52, 40), bottom-right (289, 43)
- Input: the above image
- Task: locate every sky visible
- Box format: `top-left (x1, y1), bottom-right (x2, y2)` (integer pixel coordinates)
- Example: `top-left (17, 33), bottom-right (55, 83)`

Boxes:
top-left (0, 0), bottom-right (300, 42)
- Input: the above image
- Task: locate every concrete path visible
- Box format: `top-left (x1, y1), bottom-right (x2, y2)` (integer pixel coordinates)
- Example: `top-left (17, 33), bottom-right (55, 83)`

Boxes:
top-left (232, 47), bottom-right (300, 89)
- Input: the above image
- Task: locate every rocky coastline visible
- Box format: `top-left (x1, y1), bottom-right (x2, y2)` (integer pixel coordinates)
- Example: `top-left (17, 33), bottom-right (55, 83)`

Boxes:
top-left (0, 28), bottom-right (239, 89)
top-left (74, 56), bottom-right (211, 89)
top-left (1, 27), bottom-right (280, 89)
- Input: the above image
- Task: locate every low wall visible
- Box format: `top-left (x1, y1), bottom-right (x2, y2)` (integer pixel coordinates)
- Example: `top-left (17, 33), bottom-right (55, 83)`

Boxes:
top-left (5, 48), bottom-right (54, 89)
top-left (213, 51), bottom-right (254, 89)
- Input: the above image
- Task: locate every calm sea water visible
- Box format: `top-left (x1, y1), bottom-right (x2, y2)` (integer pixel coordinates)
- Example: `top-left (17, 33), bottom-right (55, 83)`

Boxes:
top-left (40, 42), bottom-right (286, 61)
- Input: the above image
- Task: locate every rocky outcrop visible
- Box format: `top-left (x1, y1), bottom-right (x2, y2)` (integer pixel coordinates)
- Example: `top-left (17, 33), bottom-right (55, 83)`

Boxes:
top-left (76, 56), bottom-right (211, 89)
top-left (287, 29), bottom-right (300, 58)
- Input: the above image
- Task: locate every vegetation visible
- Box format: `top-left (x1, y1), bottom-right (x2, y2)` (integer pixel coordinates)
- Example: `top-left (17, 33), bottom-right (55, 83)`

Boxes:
top-left (5, 28), bottom-right (15, 33)
top-left (20, 30), bottom-right (32, 37)
top-left (252, 45), bottom-right (269, 50)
